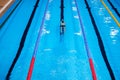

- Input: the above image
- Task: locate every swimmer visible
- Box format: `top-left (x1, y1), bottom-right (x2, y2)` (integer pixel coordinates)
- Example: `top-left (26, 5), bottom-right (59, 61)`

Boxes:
top-left (60, 19), bottom-right (65, 35)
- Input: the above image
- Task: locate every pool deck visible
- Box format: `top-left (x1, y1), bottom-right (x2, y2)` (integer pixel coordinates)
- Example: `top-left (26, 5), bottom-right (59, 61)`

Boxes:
top-left (0, 0), bottom-right (15, 17)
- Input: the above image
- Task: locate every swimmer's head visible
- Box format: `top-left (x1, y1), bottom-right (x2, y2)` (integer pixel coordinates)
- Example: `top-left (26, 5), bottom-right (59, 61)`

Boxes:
top-left (61, 19), bottom-right (65, 25)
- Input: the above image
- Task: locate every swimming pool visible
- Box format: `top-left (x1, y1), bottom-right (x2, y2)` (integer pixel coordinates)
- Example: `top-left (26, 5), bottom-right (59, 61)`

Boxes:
top-left (0, 0), bottom-right (120, 80)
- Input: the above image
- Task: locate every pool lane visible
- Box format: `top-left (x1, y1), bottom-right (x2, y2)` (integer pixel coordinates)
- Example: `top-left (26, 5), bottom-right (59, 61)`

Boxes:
top-left (73, 0), bottom-right (97, 79)
top-left (27, 0), bottom-right (49, 79)
top-left (64, 0), bottom-right (92, 79)
top-left (9, 0), bottom-right (48, 79)
top-left (31, 0), bottom-right (62, 79)
top-left (6, 0), bottom-right (39, 79)
top-left (76, 0), bottom-right (112, 79)
top-left (87, 0), bottom-right (120, 79)
top-left (0, 0), bottom-right (37, 79)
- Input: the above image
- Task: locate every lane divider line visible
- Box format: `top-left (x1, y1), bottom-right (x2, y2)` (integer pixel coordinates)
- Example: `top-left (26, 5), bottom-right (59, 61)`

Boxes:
top-left (26, 0), bottom-right (49, 80)
top-left (100, 0), bottom-right (120, 27)
top-left (107, 0), bottom-right (120, 17)
top-left (74, 0), bottom-right (97, 79)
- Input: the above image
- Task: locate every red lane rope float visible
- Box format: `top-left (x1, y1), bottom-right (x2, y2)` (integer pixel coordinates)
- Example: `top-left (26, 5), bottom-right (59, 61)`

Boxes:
top-left (27, 57), bottom-right (35, 80)
top-left (26, 0), bottom-right (50, 80)
top-left (73, 0), bottom-right (97, 79)
top-left (89, 58), bottom-right (97, 80)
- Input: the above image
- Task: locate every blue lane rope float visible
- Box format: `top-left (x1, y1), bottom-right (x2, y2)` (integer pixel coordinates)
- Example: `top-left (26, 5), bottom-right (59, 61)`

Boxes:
top-left (26, 0), bottom-right (49, 80)
top-left (74, 0), bottom-right (97, 79)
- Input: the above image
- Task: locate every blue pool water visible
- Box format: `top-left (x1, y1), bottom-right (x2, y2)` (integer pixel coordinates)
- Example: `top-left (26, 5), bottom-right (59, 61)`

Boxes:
top-left (0, 0), bottom-right (120, 80)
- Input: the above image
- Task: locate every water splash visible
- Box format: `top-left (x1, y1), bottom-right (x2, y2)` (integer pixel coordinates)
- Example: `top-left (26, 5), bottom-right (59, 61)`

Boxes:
top-left (69, 50), bottom-right (77, 53)
top-left (110, 28), bottom-right (119, 38)
top-left (110, 27), bottom-right (119, 44)
top-left (74, 15), bottom-right (79, 19)
top-left (43, 48), bottom-right (52, 51)
top-left (98, 7), bottom-right (105, 15)
top-left (41, 27), bottom-right (50, 35)
top-left (74, 31), bottom-right (82, 36)
top-left (104, 16), bottom-right (112, 23)
top-left (72, 7), bottom-right (77, 11)
top-left (45, 11), bottom-right (51, 20)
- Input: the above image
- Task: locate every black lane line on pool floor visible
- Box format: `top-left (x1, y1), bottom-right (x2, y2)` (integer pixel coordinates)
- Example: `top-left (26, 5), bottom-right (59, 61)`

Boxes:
top-left (107, 0), bottom-right (120, 17)
top-left (84, 0), bottom-right (115, 79)
top-left (60, 0), bottom-right (64, 21)
top-left (6, 0), bottom-right (39, 79)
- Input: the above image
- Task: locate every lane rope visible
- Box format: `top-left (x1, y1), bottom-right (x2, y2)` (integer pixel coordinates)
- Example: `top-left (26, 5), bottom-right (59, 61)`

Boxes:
top-left (74, 0), bottom-right (97, 79)
top-left (26, 0), bottom-right (49, 80)
top-left (100, 0), bottom-right (120, 27)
